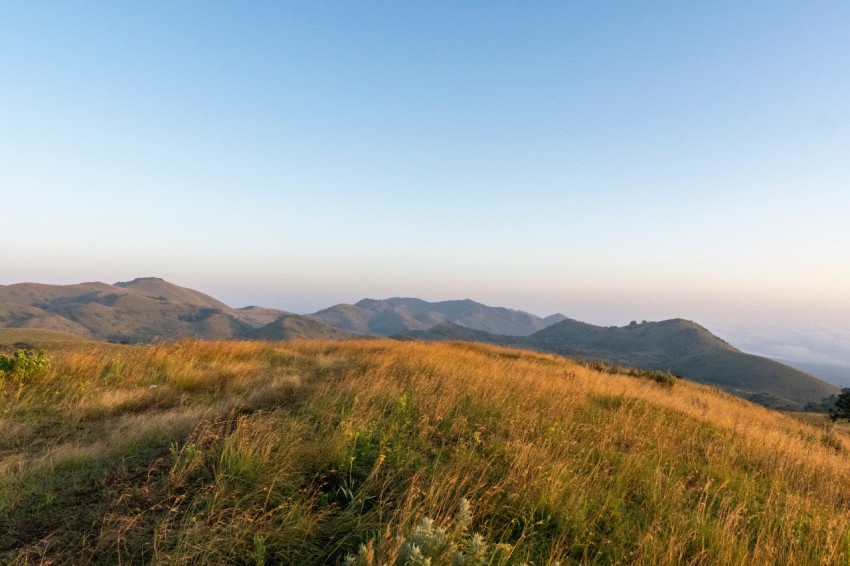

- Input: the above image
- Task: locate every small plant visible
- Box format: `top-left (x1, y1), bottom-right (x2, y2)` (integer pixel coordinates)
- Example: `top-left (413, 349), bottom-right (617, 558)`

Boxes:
top-left (252, 534), bottom-right (267, 566)
top-left (0, 349), bottom-right (50, 382)
top-left (345, 498), bottom-right (518, 566)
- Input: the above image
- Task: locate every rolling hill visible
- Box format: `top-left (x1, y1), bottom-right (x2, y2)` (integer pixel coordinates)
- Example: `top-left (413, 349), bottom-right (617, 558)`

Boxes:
top-left (248, 314), bottom-right (354, 341)
top-left (0, 277), bottom-right (838, 409)
top-left (398, 318), bottom-right (839, 409)
top-left (311, 297), bottom-right (566, 336)
top-left (0, 278), bottom-right (342, 343)
top-left (532, 318), bottom-right (839, 408)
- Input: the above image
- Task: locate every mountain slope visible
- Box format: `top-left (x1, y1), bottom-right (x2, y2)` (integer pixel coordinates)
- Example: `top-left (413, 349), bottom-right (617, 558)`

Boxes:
top-left (533, 319), bottom-right (838, 408)
top-left (0, 278), bottom-right (336, 343)
top-left (0, 278), bottom-right (838, 408)
top-left (250, 315), bottom-right (355, 341)
top-left (234, 305), bottom-right (293, 327)
top-left (312, 297), bottom-right (565, 336)
top-left (531, 318), bottom-right (736, 365)
top-left (113, 277), bottom-right (231, 310)
top-left (397, 317), bottom-right (838, 409)
top-left (0, 300), bottom-right (95, 336)
top-left (395, 321), bottom-right (516, 345)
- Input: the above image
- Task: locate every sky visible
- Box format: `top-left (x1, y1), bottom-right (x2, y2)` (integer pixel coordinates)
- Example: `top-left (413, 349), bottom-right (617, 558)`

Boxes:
top-left (2, 2), bottom-right (849, 367)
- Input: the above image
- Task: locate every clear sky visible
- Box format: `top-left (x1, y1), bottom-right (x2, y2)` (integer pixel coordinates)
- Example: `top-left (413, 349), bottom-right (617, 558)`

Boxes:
top-left (2, 2), bottom-right (849, 366)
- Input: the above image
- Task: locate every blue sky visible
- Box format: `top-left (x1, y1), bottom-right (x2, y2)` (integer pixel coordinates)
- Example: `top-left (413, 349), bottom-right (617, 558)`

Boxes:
top-left (2, 3), bottom-right (849, 365)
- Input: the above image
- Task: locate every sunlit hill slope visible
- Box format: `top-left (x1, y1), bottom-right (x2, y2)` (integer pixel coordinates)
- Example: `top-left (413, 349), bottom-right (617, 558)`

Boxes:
top-left (0, 277), bottom-right (838, 410)
top-left (401, 319), bottom-right (839, 410)
top-left (2, 339), bottom-right (850, 564)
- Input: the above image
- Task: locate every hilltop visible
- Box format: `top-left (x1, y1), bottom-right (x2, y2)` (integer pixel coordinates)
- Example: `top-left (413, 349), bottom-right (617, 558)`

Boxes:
top-left (2, 339), bottom-right (849, 564)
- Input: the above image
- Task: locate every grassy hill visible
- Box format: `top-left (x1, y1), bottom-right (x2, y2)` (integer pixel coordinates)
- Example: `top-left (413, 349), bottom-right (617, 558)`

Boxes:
top-left (0, 279), bottom-right (838, 410)
top-left (0, 328), bottom-right (95, 350)
top-left (531, 318), bottom-right (838, 409)
top-left (400, 318), bottom-right (839, 410)
top-left (396, 321), bottom-right (517, 345)
top-left (312, 297), bottom-right (565, 336)
top-left (2, 339), bottom-right (850, 564)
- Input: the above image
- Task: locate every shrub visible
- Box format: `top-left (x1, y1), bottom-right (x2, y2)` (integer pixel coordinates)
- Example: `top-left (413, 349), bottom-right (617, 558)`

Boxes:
top-left (574, 358), bottom-right (676, 387)
top-left (344, 498), bottom-right (524, 566)
top-left (0, 349), bottom-right (51, 382)
top-left (828, 388), bottom-right (850, 422)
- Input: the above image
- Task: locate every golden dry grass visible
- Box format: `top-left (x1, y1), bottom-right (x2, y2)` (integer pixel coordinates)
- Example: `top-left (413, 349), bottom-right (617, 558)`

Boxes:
top-left (1, 338), bottom-right (849, 564)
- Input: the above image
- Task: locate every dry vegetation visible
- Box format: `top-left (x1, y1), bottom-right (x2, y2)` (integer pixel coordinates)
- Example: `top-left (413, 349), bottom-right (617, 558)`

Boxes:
top-left (2, 339), bottom-right (850, 564)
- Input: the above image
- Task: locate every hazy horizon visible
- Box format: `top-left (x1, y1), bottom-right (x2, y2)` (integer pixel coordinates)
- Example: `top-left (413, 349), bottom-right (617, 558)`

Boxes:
top-left (2, 273), bottom-right (849, 375)
top-left (3, 4), bottom-right (849, 368)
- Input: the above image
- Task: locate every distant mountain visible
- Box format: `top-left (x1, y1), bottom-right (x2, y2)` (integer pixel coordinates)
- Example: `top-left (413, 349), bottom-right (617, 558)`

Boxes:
top-left (396, 318), bottom-right (838, 410)
top-left (773, 360), bottom-right (850, 389)
top-left (530, 318), bottom-right (737, 366)
top-left (249, 315), bottom-right (354, 341)
top-left (0, 277), bottom-right (839, 410)
top-left (532, 318), bottom-right (839, 408)
top-left (397, 322), bottom-right (517, 345)
top-left (311, 297), bottom-right (565, 336)
top-left (0, 278), bottom-right (341, 343)
top-left (235, 305), bottom-right (293, 327)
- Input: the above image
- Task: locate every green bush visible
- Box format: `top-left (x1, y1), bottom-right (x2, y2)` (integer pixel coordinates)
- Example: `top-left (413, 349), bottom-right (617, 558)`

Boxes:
top-left (828, 388), bottom-right (850, 422)
top-left (0, 349), bottom-right (51, 382)
top-left (575, 359), bottom-right (677, 387)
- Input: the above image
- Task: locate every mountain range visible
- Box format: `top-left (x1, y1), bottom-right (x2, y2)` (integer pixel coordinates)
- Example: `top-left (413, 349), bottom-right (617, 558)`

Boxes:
top-left (0, 277), bottom-right (838, 409)
top-left (310, 297), bottom-right (566, 336)
top-left (0, 277), bottom-right (347, 343)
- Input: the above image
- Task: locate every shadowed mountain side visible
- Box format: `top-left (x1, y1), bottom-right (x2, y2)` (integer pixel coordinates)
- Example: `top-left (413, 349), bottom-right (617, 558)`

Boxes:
top-left (312, 297), bottom-right (565, 336)
top-left (395, 318), bottom-right (838, 410)
top-left (667, 349), bottom-right (839, 409)
top-left (394, 322), bottom-right (517, 345)
top-left (250, 315), bottom-right (355, 341)
top-left (0, 301), bottom-right (95, 337)
top-left (308, 304), bottom-right (376, 335)
top-left (235, 306), bottom-right (293, 327)
top-left (0, 278), bottom-right (340, 343)
top-left (531, 318), bottom-right (738, 366)
top-left (778, 360), bottom-right (850, 389)
top-left (543, 313), bottom-right (569, 326)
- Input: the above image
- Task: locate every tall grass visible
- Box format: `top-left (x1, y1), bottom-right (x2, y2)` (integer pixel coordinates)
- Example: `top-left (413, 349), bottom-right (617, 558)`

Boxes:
top-left (1, 339), bottom-right (849, 564)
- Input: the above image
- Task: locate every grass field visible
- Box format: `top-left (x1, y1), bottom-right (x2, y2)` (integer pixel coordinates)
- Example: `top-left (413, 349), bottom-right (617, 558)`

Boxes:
top-left (2, 339), bottom-right (849, 564)
top-left (0, 328), bottom-right (94, 348)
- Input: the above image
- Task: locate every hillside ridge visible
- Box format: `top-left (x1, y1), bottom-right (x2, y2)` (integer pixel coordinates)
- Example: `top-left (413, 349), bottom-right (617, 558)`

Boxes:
top-left (398, 317), bottom-right (838, 409)
top-left (0, 277), bottom-right (837, 409)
